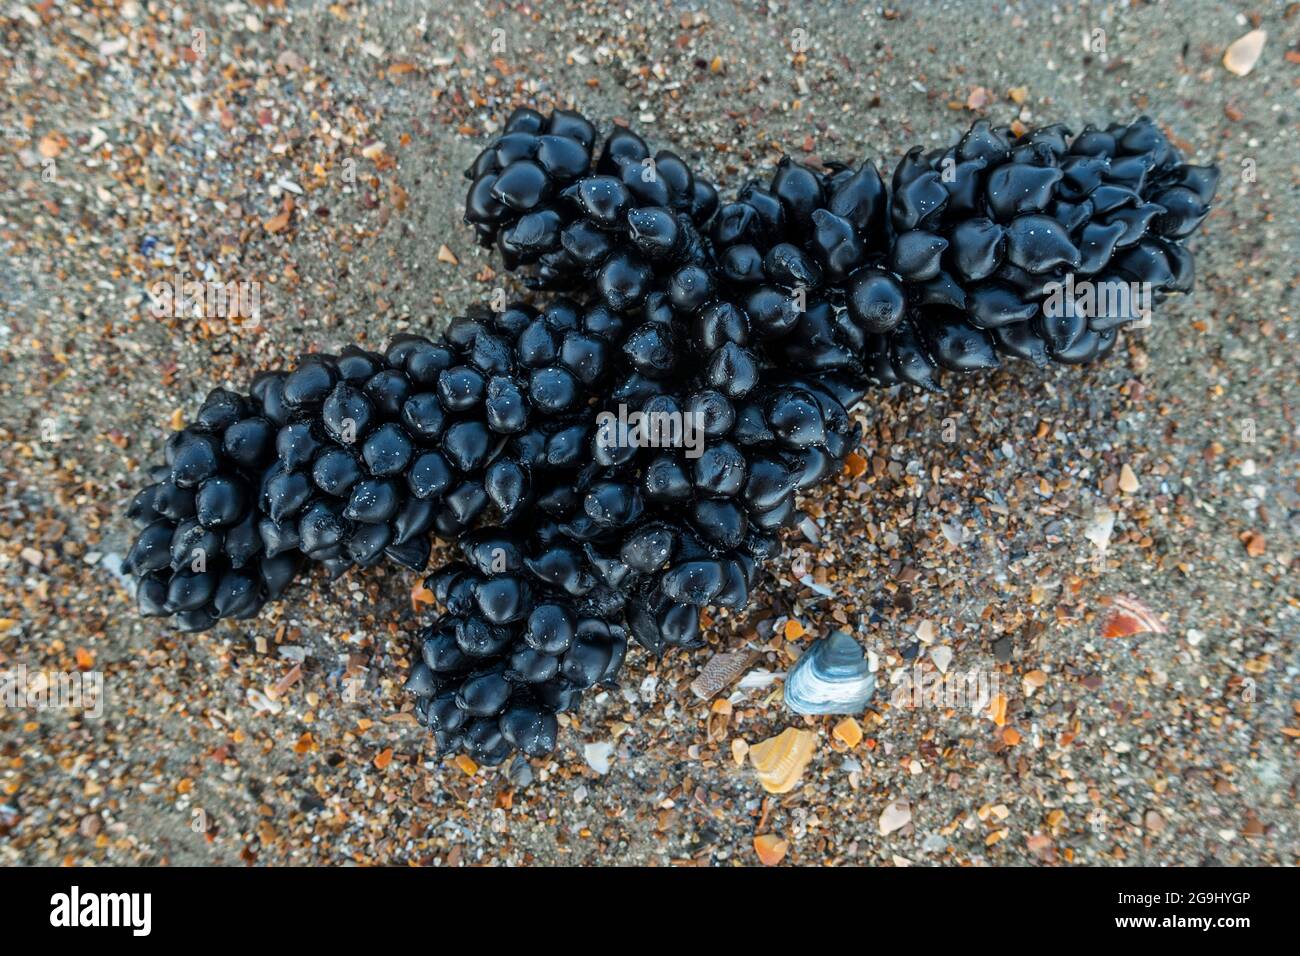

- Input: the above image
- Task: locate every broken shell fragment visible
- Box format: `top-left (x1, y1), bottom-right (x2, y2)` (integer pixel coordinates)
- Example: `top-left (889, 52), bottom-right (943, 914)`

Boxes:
top-left (748, 727), bottom-right (817, 794)
top-left (879, 799), bottom-right (912, 836)
top-left (783, 629), bottom-right (876, 715)
top-left (833, 717), bottom-right (863, 748)
top-left (754, 833), bottom-right (789, 866)
top-left (691, 649), bottom-right (758, 700)
top-left (1101, 594), bottom-right (1168, 639)
top-left (1223, 29), bottom-right (1266, 76)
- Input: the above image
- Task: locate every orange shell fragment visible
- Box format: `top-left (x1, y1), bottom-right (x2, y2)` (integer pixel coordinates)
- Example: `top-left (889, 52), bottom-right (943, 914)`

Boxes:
top-left (754, 833), bottom-right (789, 866)
top-left (1101, 595), bottom-right (1168, 639)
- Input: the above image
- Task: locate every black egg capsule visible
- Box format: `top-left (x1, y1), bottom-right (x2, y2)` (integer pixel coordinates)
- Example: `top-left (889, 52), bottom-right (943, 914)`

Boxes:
top-left (597, 125), bottom-right (649, 172)
top-left (465, 173), bottom-right (506, 225)
top-left (174, 607), bottom-right (218, 633)
top-left (889, 324), bottom-right (941, 392)
top-left (565, 175), bottom-right (631, 226)
top-left (475, 575), bottom-right (531, 624)
top-left (693, 498), bottom-right (748, 549)
top-left (316, 385), bottom-right (371, 447)
top-left (508, 646), bottom-right (560, 683)
top-left (363, 369), bottom-right (412, 418)
top-left (484, 376), bottom-right (528, 433)
top-left (165, 569), bottom-right (216, 613)
top-left (685, 390), bottom-right (735, 437)
top-left (597, 250), bottom-right (652, 311)
top-left (622, 322), bottom-right (677, 378)
top-left (437, 366), bottom-right (486, 412)
top-left (891, 156), bottom-right (948, 231)
top-left (193, 389), bottom-right (247, 432)
top-left (213, 572), bottom-right (261, 619)
top-left (949, 218), bottom-right (1007, 283)
top-left (668, 264), bottom-right (715, 312)
top-left (660, 560), bottom-right (726, 605)
top-left (405, 662), bottom-right (439, 699)
top-left (257, 517), bottom-right (300, 557)
top-left (1005, 215), bottom-right (1082, 274)
top-left (125, 521), bottom-right (174, 575)
top-left (558, 220), bottom-right (614, 270)
top-left (619, 525), bottom-right (676, 572)
top-left (965, 283), bottom-right (1040, 329)
top-left (770, 157), bottom-right (825, 236)
top-left (297, 501), bottom-right (348, 556)
top-left (889, 230), bottom-right (948, 282)
top-left (223, 512), bottom-right (263, 569)
top-left (559, 331), bottom-right (608, 387)
top-left (222, 417), bottom-right (274, 470)
top-left (846, 268), bottom-right (907, 334)
top-left (439, 480), bottom-right (489, 530)
top-left (490, 160), bottom-right (550, 212)
top-left (276, 422), bottom-right (323, 469)
top-left (693, 442), bottom-right (747, 497)
top-left (334, 346), bottom-right (384, 381)
top-left (766, 390), bottom-right (826, 448)
top-left (535, 134), bottom-right (590, 180)
top-left (499, 705), bottom-right (559, 757)
top-left (707, 343), bottom-right (759, 399)
top-left (344, 478), bottom-right (400, 523)
top-left (583, 482), bottom-right (644, 529)
top-left (809, 209), bottom-right (866, 281)
top-left (454, 617), bottom-right (513, 657)
top-left (526, 603), bottom-right (575, 654)
top-left (195, 477), bottom-right (247, 528)
top-left (165, 523), bottom-right (214, 578)
top-left (422, 630), bottom-right (470, 675)
top-left (464, 718), bottom-right (511, 764)
top-left (528, 367), bottom-right (579, 414)
top-left (407, 450), bottom-right (454, 500)
top-left (985, 163), bottom-right (1062, 221)
top-left (626, 207), bottom-right (681, 259)
top-left (281, 361), bottom-right (337, 410)
top-left (399, 393), bottom-right (447, 444)
top-left (484, 458), bottom-right (529, 519)
top-left (136, 574), bottom-right (170, 617)
top-left (525, 546), bottom-right (591, 595)
top-left (152, 481), bottom-right (196, 521)
top-left (920, 313), bottom-right (1001, 373)
top-left (264, 466), bottom-right (313, 524)
top-left (545, 424), bottom-right (590, 468)
top-left (991, 321), bottom-right (1051, 367)
top-left (170, 433), bottom-right (221, 488)
top-left (763, 243), bottom-right (823, 289)
top-left (560, 637), bottom-right (614, 689)
top-left (456, 669), bottom-right (513, 717)
top-left (126, 485), bottom-right (163, 527)
top-left (720, 243), bottom-right (766, 284)
top-left (425, 691), bottom-right (468, 738)
top-left (744, 457), bottom-right (796, 512)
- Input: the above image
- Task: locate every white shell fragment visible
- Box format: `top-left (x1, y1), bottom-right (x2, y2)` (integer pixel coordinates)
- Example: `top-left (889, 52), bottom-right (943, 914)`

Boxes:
top-left (1223, 30), bottom-right (1266, 76)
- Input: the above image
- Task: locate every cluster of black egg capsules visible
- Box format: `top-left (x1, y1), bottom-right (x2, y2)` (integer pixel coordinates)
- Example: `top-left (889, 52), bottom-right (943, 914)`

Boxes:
top-left (711, 115), bottom-right (1219, 388)
top-left (120, 299), bottom-right (639, 632)
top-left (122, 105), bottom-right (1216, 766)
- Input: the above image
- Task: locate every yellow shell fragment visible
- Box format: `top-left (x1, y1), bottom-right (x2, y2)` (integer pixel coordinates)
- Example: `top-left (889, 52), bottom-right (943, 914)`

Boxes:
top-left (1223, 29), bottom-right (1266, 76)
top-left (748, 727), bottom-right (817, 794)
